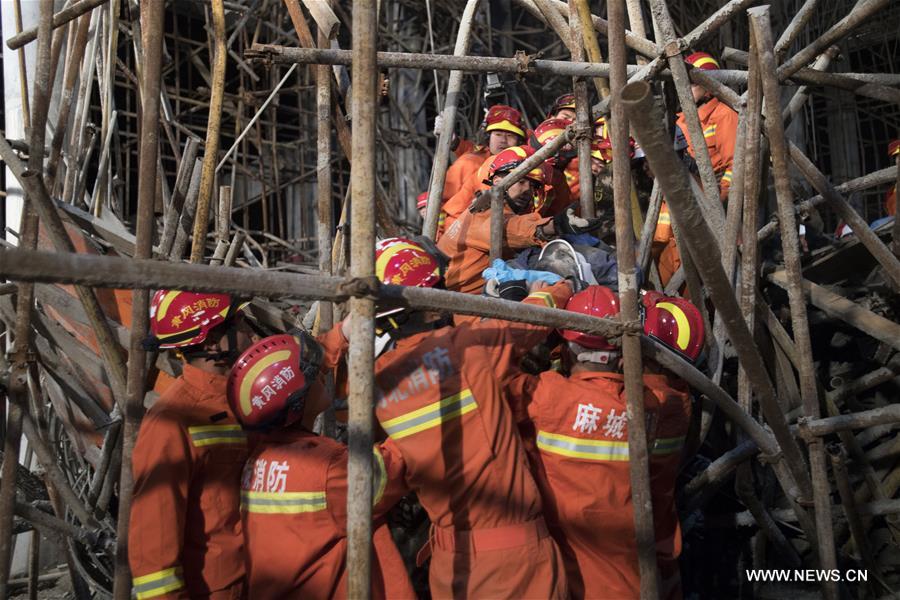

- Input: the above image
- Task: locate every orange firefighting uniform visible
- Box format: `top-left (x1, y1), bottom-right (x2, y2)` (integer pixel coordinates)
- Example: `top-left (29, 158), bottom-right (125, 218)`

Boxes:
top-left (506, 370), bottom-right (691, 600)
top-left (241, 426), bottom-right (414, 599)
top-left (886, 185), bottom-right (896, 217)
top-left (437, 204), bottom-right (551, 295)
top-left (443, 147), bottom-right (490, 202)
top-left (373, 285), bottom-right (572, 599)
top-left (442, 155), bottom-right (572, 226)
top-left (129, 325), bottom-right (349, 599)
top-left (653, 202), bottom-right (681, 288)
top-left (129, 364), bottom-right (248, 600)
top-left (675, 97), bottom-right (738, 203)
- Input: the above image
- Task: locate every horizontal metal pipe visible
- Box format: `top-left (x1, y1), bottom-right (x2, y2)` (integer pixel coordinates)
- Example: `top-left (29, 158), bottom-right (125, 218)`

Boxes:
top-left (249, 43), bottom-right (751, 84)
top-left (0, 247), bottom-right (630, 338)
top-left (5, 0), bottom-right (109, 50)
top-left (800, 404), bottom-right (900, 439)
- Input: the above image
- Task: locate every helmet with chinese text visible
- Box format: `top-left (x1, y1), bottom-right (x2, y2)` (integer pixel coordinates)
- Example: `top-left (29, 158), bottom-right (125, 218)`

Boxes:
top-left (560, 285), bottom-right (620, 351)
top-left (146, 290), bottom-right (243, 350)
top-left (642, 295), bottom-right (705, 363)
top-left (375, 237), bottom-right (442, 288)
top-left (227, 332), bottom-right (324, 430)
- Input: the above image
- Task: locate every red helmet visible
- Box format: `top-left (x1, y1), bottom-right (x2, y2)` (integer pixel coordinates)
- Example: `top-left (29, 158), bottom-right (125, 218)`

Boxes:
top-left (561, 285), bottom-right (620, 350)
top-left (643, 296), bottom-right (705, 363)
top-left (375, 237), bottom-right (442, 288)
top-left (889, 139), bottom-right (900, 158)
top-left (594, 115), bottom-right (608, 139)
top-left (147, 290), bottom-right (241, 349)
top-left (416, 191), bottom-right (429, 209)
top-left (530, 117), bottom-right (571, 150)
top-left (548, 93), bottom-right (576, 117)
top-left (488, 145), bottom-right (544, 183)
top-left (227, 332), bottom-right (324, 430)
top-left (640, 290), bottom-right (667, 310)
top-left (685, 51), bottom-right (720, 71)
top-left (483, 104), bottom-right (525, 138)
top-left (592, 135), bottom-right (636, 162)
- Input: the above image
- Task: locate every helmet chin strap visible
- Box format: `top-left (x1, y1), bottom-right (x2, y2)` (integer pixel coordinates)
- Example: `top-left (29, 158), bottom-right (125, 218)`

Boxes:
top-left (183, 326), bottom-right (240, 363)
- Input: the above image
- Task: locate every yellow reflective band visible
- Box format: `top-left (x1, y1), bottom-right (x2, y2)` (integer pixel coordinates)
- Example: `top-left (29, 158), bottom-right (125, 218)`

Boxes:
top-left (658, 213), bottom-right (671, 225)
top-left (721, 170), bottom-right (733, 183)
top-left (652, 435), bottom-right (686, 455)
top-left (655, 302), bottom-right (691, 350)
top-left (241, 490), bottom-right (327, 514)
top-left (526, 291), bottom-right (556, 308)
top-left (188, 425), bottom-right (246, 447)
top-left (372, 448), bottom-right (387, 505)
top-left (703, 125), bottom-right (717, 138)
top-left (536, 430), bottom-right (629, 461)
top-left (238, 349), bottom-right (292, 416)
top-left (381, 389), bottom-right (477, 440)
top-left (156, 291), bottom-right (182, 321)
top-left (133, 567), bottom-right (185, 599)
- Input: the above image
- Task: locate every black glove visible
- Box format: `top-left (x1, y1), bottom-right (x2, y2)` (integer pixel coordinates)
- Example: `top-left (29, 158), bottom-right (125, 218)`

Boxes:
top-left (552, 204), bottom-right (607, 236)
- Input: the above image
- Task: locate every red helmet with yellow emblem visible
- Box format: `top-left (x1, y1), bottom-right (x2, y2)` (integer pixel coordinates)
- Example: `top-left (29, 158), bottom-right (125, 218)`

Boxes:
top-left (888, 139), bottom-right (900, 159)
top-left (560, 285), bottom-right (620, 351)
top-left (375, 237), bottom-right (442, 288)
top-left (483, 104), bottom-right (526, 138)
top-left (146, 290), bottom-right (243, 350)
top-left (685, 51), bottom-right (720, 71)
top-left (530, 117), bottom-right (572, 152)
top-left (227, 332), bottom-right (324, 430)
top-left (643, 295), bottom-right (705, 363)
top-left (488, 145), bottom-right (545, 184)
top-left (592, 136), bottom-right (635, 162)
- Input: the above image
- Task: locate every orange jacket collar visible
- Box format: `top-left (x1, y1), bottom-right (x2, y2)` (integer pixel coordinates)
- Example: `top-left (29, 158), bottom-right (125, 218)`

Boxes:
top-left (181, 363), bottom-right (229, 394)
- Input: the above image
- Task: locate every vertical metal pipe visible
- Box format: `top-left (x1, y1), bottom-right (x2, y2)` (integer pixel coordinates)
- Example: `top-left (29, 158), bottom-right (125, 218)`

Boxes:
top-left (423, 0), bottom-right (481, 240)
top-left (619, 80), bottom-right (815, 514)
top-left (347, 0), bottom-right (378, 596)
top-left (317, 6), bottom-right (334, 331)
top-left (624, 0), bottom-right (649, 66)
top-left (748, 10), bottom-right (837, 593)
top-left (112, 1), bottom-right (164, 597)
top-left (190, 0), bottom-right (226, 263)
top-left (829, 444), bottom-right (881, 582)
top-left (0, 0), bottom-right (53, 590)
top-left (572, 0), bottom-right (611, 97)
top-left (647, 0), bottom-right (726, 237)
top-left (891, 152), bottom-right (900, 259)
top-left (569, 0), bottom-right (595, 219)
top-left (609, 2), bottom-right (657, 596)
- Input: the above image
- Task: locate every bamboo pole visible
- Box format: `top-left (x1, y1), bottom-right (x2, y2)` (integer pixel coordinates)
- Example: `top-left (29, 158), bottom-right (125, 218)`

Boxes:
top-left (347, 1), bottom-right (378, 595)
top-left (190, 0), bottom-right (226, 263)
top-left (609, 2), bottom-right (657, 596)
top-left (748, 9), bottom-right (837, 591)
top-left (422, 0), bottom-right (481, 240)
top-left (112, 1), bottom-right (163, 597)
top-left (572, 0), bottom-right (610, 97)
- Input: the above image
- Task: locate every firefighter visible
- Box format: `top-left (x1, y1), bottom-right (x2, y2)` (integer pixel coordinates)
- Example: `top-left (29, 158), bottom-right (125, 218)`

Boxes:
top-left (676, 52), bottom-right (738, 202)
top-left (442, 104), bottom-right (526, 202)
top-left (129, 290), bottom-right (259, 600)
top-left (437, 145), bottom-right (605, 296)
top-left (417, 191), bottom-right (446, 239)
top-left (363, 237), bottom-right (572, 599)
top-left (443, 118), bottom-right (576, 223)
top-left (227, 331), bottom-right (415, 599)
top-left (506, 286), bottom-right (703, 600)
top-left (549, 92), bottom-right (577, 121)
top-left (640, 291), bottom-right (704, 600)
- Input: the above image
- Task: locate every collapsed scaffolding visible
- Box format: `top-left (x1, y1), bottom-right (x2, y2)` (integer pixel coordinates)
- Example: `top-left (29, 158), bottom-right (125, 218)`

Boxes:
top-left (0, 0), bottom-right (898, 598)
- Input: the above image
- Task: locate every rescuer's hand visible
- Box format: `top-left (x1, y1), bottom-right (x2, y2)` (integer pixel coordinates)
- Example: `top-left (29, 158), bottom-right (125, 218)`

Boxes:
top-left (552, 204), bottom-right (607, 236)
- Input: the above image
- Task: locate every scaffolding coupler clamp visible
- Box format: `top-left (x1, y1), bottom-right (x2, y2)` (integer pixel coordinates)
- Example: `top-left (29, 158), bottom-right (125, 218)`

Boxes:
top-left (664, 40), bottom-right (684, 59)
top-left (339, 276), bottom-right (380, 300)
top-left (514, 51), bottom-right (533, 75)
